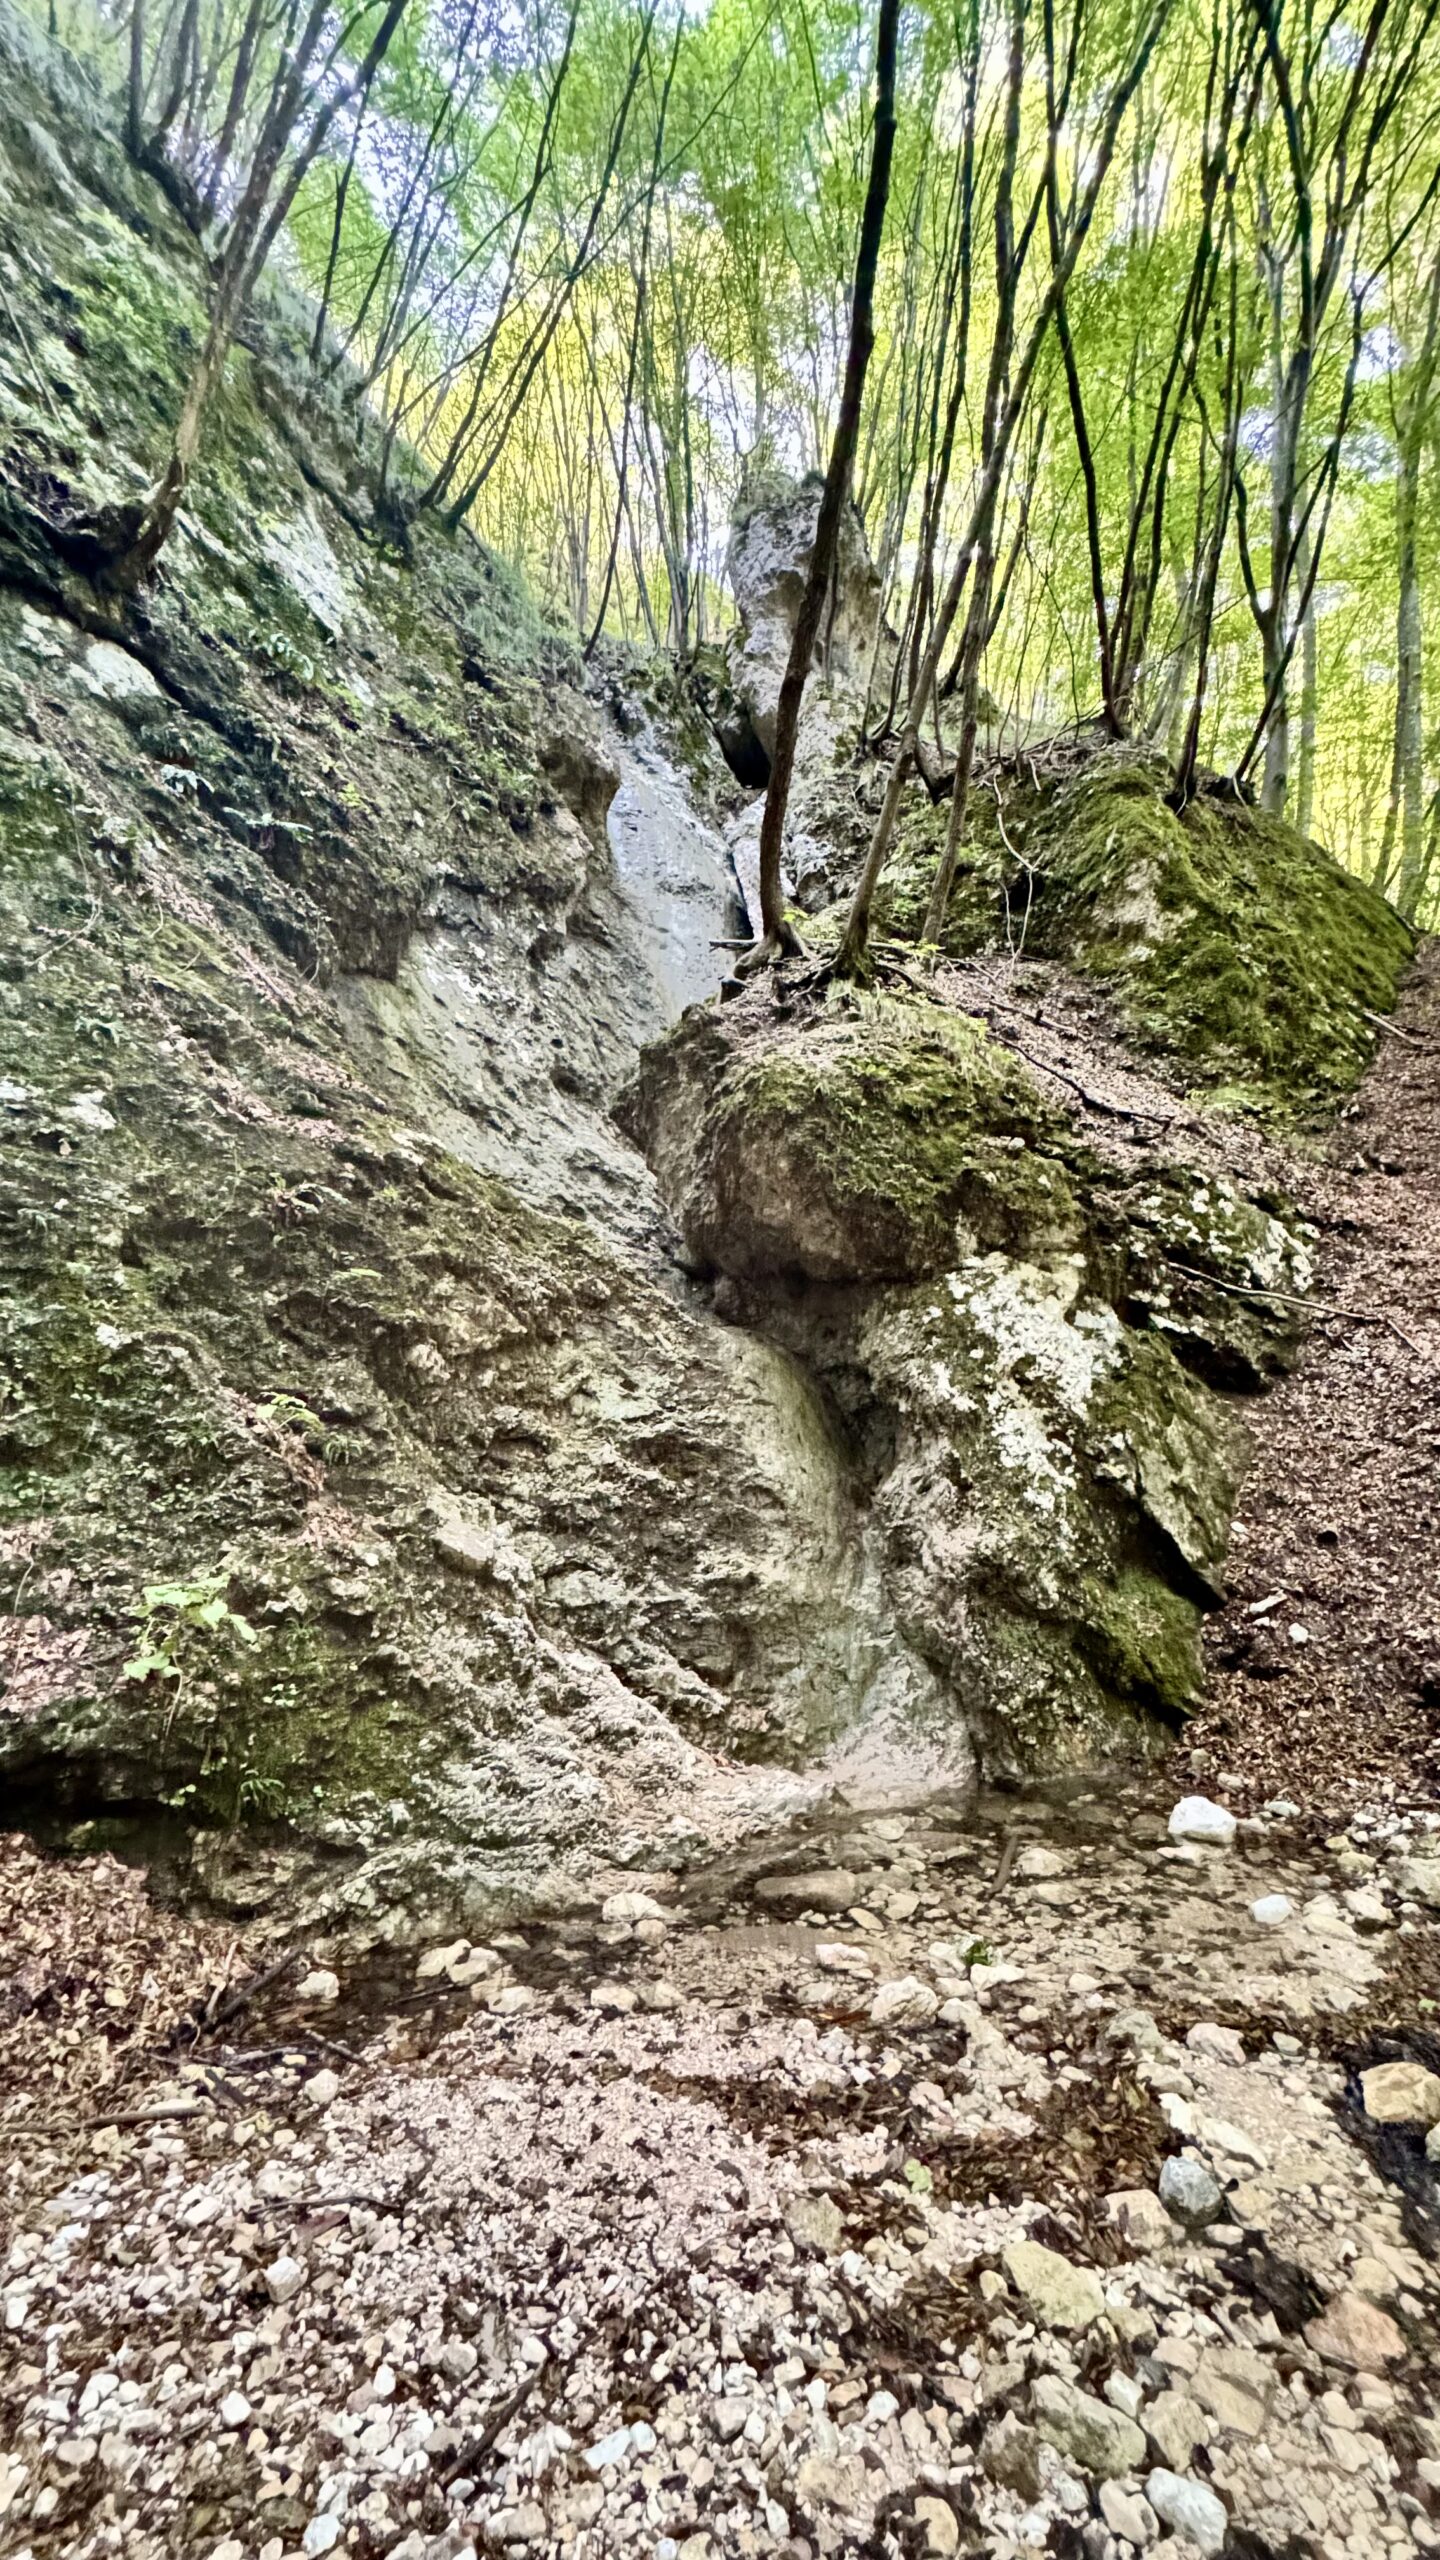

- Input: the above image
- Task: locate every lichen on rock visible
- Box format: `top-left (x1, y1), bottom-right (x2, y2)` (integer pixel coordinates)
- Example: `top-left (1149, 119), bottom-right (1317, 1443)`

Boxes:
top-left (633, 980), bottom-right (1262, 1767)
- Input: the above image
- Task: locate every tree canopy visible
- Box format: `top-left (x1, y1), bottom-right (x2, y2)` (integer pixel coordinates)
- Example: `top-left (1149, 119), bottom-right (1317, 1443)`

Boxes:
top-left (85, 0), bottom-right (1440, 913)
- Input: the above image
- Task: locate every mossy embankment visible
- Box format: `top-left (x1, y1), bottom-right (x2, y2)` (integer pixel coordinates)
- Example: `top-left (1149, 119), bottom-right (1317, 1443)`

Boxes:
top-left (874, 748), bottom-right (1413, 1116)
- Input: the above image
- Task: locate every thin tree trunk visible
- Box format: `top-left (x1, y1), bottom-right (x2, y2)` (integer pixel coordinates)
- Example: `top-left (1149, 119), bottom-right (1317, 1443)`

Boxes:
top-left (1387, 254), bottom-right (1440, 912)
top-left (1294, 524), bottom-right (1317, 836)
top-left (744, 0), bottom-right (900, 962)
top-left (838, 0), bottom-right (1174, 976)
top-left (103, 0), bottom-right (408, 591)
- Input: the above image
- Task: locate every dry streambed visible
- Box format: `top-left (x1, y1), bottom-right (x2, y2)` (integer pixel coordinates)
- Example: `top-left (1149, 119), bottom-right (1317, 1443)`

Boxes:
top-left (2, 1782), bottom-right (1439, 2560)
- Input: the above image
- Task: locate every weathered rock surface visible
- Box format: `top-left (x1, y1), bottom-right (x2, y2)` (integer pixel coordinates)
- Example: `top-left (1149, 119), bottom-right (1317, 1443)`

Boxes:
top-left (630, 982), bottom-right (1266, 1764)
top-left (1032, 2376), bottom-right (1147, 2478)
top-left (713, 473), bottom-right (888, 921)
top-left (0, 8), bottom-right (958, 1929)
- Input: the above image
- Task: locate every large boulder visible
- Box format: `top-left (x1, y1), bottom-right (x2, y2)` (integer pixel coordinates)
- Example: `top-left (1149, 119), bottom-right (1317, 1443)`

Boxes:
top-left (632, 984), bottom-right (1255, 1761)
top-left (626, 992), bottom-right (1080, 1282)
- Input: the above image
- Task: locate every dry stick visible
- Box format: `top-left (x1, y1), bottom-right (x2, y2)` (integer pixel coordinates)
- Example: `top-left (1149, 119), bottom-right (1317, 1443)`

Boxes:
top-left (198, 1948), bottom-right (299, 2038)
top-left (1164, 1258), bottom-right (1426, 1360)
top-left (440, 2362), bottom-right (548, 2487)
top-left (1361, 1006), bottom-right (1423, 1045)
top-left (87, 2100), bottom-right (209, 2129)
top-left (742, 0), bottom-right (900, 963)
top-left (984, 1022), bottom-right (1175, 1126)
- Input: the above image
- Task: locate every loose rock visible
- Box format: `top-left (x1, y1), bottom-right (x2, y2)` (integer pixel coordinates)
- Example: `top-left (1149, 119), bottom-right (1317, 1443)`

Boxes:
top-left (1360, 2060), bottom-right (1440, 2127)
top-left (1159, 2155), bottom-right (1224, 2227)
top-left (1003, 2237), bottom-right (1105, 2329)
top-left (1304, 2289), bottom-right (1407, 2372)
top-left (1145, 2467), bottom-right (1229, 2555)
top-left (1032, 2377), bottom-right (1148, 2480)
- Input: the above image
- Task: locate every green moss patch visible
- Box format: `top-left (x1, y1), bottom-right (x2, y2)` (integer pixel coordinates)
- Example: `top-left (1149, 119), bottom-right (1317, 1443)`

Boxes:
top-left (1009, 757), bottom-right (1414, 1111)
top-left (637, 990), bottom-right (1083, 1284)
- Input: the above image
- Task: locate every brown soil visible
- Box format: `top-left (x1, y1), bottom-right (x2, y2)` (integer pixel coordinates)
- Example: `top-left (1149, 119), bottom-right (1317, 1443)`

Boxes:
top-left (1188, 938), bottom-right (1440, 1820)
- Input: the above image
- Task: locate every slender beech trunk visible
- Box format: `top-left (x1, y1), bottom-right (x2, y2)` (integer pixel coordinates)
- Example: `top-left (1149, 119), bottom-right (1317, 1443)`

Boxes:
top-left (838, 0), bottom-right (1174, 977)
top-left (104, 0), bottom-right (408, 591)
top-left (1379, 253), bottom-right (1440, 912)
top-left (744, 0), bottom-right (900, 962)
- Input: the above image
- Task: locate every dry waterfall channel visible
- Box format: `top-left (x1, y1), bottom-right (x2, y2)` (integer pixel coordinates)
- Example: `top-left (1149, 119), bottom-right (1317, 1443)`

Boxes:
top-left (5, 816), bottom-right (1440, 2560)
top-left (5, 633), bottom-right (1440, 2560)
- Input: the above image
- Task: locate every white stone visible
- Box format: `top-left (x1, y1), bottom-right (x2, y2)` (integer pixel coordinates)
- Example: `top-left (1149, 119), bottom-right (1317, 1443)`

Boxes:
top-left (1168, 1797), bottom-right (1236, 1846)
top-left (1145, 2467), bottom-right (1228, 2554)
top-left (583, 2426), bottom-right (634, 2471)
top-left (296, 1969), bottom-right (339, 2003)
top-left (489, 1985), bottom-right (535, 2015)
top-left (601, 1891), bottom-right (668, 1924)
top-left (416, 1939), bottom-right (469, 1982)
top-left (1250, 1894), bottom-right (1294, 1928)
top-left (263, 2254), bottom-right (305, 2303)
top-left (303, 2069), bottom-right (340, 2110)
top-left (218, 2392), bottom-right (250, 2429)
top-left (1099, 2480), bottom-right (1157, 2546)
top-left (815, 1942), bottom-right (875, 1976)
top-left (301, 2518), bottom-right (342, 2557)
top-left (869, 1976), bottom-right (940, 2028)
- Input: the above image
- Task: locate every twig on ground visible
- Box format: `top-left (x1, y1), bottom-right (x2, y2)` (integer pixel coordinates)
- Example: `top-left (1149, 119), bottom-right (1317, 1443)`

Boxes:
top-left (1165, 1258), bottom-right (1426, 1359)
top-left (440, 2362), bottom-right (547, 2486)
top-left (1362, 1007), bottom-right (1422, 1046)
top-left (87, 2100), bottom-right (209, 2129)
top-left (195, 1949), bottom-right (300, 2039)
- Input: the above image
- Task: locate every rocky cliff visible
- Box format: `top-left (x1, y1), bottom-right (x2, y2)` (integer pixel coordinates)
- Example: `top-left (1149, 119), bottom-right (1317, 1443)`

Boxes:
top-left (0, 6), bottom-right (1415, 1944)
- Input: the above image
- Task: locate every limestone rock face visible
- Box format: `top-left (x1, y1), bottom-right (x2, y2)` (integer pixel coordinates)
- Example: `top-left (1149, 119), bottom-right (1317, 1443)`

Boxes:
top-left (0, 18), bottom-right (969, 1937)
top-left (632, 981), bottom-right (1255, 1764)
top-left (722, 474), bottom-right (884, 762)
top-left (716, 474), bottom-right (891, 923)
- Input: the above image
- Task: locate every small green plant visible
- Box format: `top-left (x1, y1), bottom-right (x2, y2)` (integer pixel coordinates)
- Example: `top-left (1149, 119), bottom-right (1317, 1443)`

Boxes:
top-left (123, 1570), bottom-right (257, 1684)
top-left (256, 627), bottom-right (318, 689)
top-left (259, 1392), bottom-right (354, 1465)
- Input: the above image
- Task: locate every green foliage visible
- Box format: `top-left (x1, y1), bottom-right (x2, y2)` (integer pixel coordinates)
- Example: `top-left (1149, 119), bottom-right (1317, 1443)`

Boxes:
top-left (122, 1571), bottom-right (258, 1686)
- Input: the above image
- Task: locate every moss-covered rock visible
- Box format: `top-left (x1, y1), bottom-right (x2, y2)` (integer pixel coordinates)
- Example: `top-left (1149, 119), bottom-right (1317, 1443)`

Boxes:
top-left (633, 982), bottom-right (1267, 1766)
top-left (1006, 754), bottom-right (1414, 1110)
top-left (629, 988), bottom-right (1082, 1283)
top-left (0, 12), bottom-right (972, 1932)
top-left (855, 1257), bottom-right (1246, 1763)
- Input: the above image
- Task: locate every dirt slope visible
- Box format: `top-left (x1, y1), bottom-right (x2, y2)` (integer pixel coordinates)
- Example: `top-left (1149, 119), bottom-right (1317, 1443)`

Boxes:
top-left (1189, 940), bottom-right (1440, 1821)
